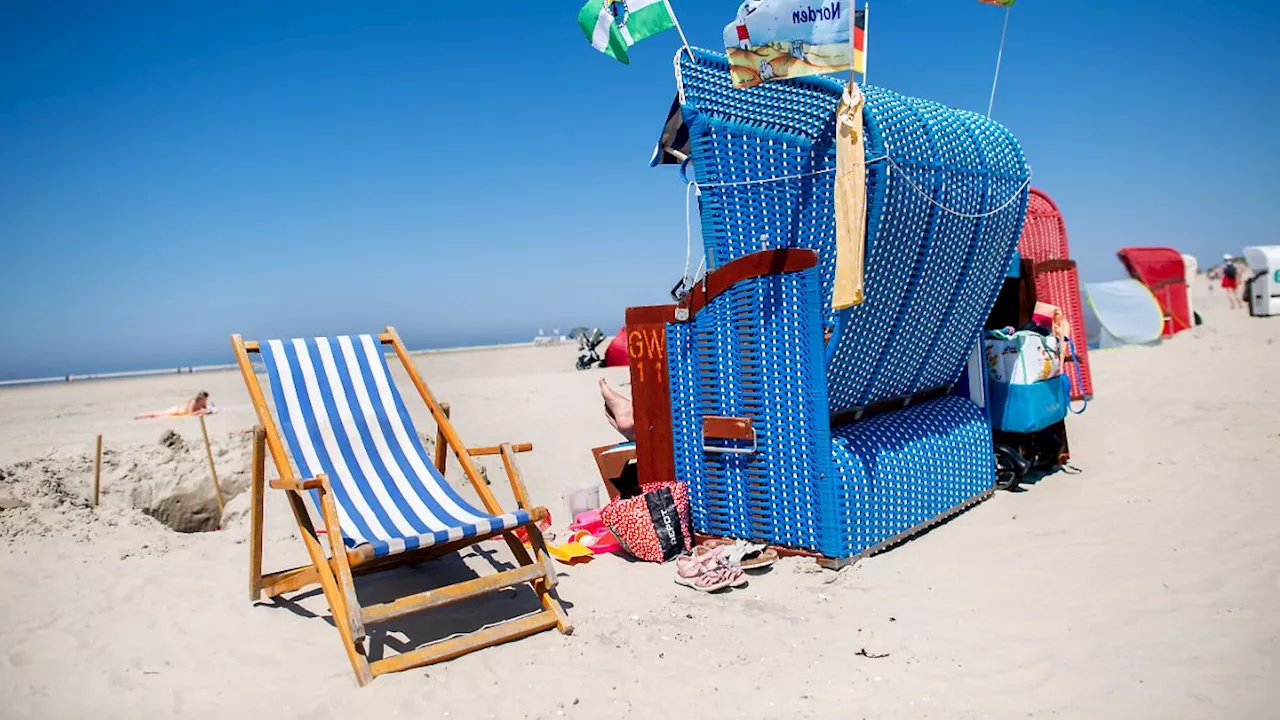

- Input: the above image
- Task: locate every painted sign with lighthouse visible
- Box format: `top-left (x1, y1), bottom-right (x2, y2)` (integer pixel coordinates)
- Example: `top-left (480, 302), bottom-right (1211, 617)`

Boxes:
top-left (723, 0), bottom-right (864, 89)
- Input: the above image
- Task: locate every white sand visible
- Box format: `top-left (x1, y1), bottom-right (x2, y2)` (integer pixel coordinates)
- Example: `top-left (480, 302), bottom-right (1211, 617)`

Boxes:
top-left (2, 283), bottom-right (1278, 719)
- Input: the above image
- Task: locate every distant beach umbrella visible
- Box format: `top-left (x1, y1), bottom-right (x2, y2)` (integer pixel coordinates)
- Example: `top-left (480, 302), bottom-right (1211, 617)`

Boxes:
top-left (603, 329), bottom-right (630, 367)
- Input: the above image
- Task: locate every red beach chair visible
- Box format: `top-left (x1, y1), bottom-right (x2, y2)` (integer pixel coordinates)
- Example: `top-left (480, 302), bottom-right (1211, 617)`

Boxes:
top-left (1017, 189), bottom-right (1093, 400)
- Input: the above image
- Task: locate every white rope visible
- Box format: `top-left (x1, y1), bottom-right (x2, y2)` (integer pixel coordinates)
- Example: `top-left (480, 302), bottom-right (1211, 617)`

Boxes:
top-left (686, 154), bottom-right (1032, 220)
top-left (673, 47), bottom-right (688, 105)
top-left (675, 140), bottom-right (1031, 287)
top-left (673, 177), bottom-right (710, 295)
top-left (880, 154), bottom-right (1032, 219)
top-left (987, 6), bottom-right (1012, 118)
top-left (692, 154), bottom-right (886, 189)
top-left (682, 180), bottom-right (700, 282)
top-left (695, 164), bottom-right (843, 188)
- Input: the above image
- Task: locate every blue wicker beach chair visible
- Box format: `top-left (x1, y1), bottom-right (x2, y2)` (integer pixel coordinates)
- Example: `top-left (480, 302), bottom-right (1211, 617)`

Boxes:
top-left (231, 328), bottom-right (570, 686)
top-left (623, 49), bottom-right (1030, 564)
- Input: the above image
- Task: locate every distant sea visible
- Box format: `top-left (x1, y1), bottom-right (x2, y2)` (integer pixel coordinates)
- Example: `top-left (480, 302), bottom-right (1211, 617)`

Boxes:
top-left (0, 329), bottom-right (579, 388)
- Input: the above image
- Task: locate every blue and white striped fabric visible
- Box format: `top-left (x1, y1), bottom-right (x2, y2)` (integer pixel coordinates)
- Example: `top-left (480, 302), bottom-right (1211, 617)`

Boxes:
top-left (260, 335), bottom-right (531, 557)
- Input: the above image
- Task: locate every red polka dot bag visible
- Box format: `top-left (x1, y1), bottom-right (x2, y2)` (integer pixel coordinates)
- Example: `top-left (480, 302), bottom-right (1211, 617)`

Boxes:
top-left (600, 481), bottom-right (692, 563)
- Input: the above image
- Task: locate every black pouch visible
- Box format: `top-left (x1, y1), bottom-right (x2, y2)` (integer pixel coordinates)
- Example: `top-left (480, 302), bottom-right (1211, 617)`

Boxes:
top-left (643, 486), bottom-right (686, 562)
top-left (613, 461), bottom-right (642, 499)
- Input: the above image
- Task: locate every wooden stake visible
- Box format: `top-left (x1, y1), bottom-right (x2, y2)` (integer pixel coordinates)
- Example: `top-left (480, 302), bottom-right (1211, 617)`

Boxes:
top-left (198, 414), bottom-right (225, 518)
top-left (93, 434), bottom-right (103, 508)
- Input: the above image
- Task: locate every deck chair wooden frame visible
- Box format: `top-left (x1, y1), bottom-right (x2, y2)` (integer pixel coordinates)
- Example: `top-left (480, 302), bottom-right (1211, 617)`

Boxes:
top-left (230, 326), bottom-right (571, 686)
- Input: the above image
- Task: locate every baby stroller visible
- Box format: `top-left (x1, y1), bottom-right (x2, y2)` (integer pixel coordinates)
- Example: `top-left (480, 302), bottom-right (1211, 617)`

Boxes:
top-left (575, 328), bottom-right (606, 370)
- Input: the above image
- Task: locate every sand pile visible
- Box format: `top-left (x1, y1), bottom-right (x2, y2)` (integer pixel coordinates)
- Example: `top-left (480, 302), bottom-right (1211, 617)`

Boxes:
top-left (0, 429), bottom-right (255, 537)
top-left (0, 451), bottom-right (161, 542)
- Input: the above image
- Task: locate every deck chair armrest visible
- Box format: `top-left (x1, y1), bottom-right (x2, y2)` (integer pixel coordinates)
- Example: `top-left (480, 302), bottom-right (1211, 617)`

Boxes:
top-left (467, 443), bottom-right (533, 457)
top-left (497, 444), bottom-right (534, 510)
top-left (270, 477), bottom-right (326, 492)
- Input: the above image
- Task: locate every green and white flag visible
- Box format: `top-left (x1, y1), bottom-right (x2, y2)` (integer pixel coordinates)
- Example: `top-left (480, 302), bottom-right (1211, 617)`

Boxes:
top-left (578, 0), bottom-right (677, 64)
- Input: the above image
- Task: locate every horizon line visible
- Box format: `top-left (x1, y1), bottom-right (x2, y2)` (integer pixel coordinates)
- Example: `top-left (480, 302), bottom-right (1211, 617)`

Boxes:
top-left (0, 337), bottom-right (584, 390)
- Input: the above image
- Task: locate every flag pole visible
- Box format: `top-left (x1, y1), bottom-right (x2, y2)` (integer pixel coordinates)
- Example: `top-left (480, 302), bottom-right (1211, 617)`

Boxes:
top-left (986, 5), bottom-right (1011, 117)
top-left (848, 0), bottom-right (857, 86)
top-left (662, 0), bottom-right (694, 60)
top-left (862, 2), bottom-right (869, 84)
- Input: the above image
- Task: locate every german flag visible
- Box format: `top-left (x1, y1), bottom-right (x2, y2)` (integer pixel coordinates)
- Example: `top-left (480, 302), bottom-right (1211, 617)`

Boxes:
top-left (853, 9), bottom-right (866, 75)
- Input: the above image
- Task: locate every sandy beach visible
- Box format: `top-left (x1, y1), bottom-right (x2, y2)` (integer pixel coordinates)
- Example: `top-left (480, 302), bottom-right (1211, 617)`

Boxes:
top-left (1, 279), bottom-right (1277, 719)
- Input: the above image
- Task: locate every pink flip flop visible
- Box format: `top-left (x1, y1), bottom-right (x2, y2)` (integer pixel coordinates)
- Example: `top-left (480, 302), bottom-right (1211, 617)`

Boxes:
top-left (674, 546), bottom-right (746, 592)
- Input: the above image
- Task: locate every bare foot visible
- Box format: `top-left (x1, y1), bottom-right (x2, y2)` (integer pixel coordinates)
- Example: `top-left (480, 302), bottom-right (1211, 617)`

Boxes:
top-left (599, 378), bottom-right (636, 442)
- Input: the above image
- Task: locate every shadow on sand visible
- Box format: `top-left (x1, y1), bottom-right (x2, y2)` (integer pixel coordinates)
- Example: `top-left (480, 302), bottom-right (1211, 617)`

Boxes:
top-left (256, 542), bottom-right (573, 662)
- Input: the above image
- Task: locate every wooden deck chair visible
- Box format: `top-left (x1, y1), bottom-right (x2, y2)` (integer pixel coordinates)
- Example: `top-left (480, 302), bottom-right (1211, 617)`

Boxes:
top-left (230, 327), bottom-right (571, 686)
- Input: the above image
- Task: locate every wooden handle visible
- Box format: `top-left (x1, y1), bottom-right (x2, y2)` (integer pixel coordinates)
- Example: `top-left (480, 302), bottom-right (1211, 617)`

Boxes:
top-left (498, 444), bottom-right (533, 510)
top-left (1149, 276), bottom-right (1187, 291)
top-left (270, 477), bottom-right (325, 491)
top-left (702, 416), bottom-right (755, 441)
top-left (627, 249), bottom-right (819, 325)
top-left (468, 443), bottom-right (533, 456)
top-left (1032, 259), bottom-right (1077, 275)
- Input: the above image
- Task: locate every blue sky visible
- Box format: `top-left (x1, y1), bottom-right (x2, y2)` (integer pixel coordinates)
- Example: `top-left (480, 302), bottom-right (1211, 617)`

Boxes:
top-left (1, 0), bottom-right (1275, 380)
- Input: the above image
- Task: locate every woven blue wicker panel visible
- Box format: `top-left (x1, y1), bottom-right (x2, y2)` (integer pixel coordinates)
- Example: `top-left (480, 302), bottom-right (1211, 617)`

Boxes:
top-left (665, 320), bottom-right (706, 529)
top-left (678, 49), bottom-right (843, 328)
top-left (911, 131), bottom-right (1031, 392)
top-left (827, 395), bottom-right (994, 558)
top-left (676, 48), bottom-right (1029, 415)
top-left (666, 267), bottom-right (829, 549)
top-left (824, 92), bottom-right (1029, 410)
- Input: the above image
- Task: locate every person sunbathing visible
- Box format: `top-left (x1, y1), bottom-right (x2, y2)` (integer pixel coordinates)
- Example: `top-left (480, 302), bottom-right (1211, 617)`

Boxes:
top-left (598, 378), bottom-right (635, 441)
top-left (135, 391), bottom-right (212, 419)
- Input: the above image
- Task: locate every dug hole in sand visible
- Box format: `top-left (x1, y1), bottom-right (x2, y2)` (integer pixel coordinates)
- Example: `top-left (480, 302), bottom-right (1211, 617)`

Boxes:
top-left (0, 425), bottom-right (484, 540)
top-left (0, 429), bottom-right (253, 538)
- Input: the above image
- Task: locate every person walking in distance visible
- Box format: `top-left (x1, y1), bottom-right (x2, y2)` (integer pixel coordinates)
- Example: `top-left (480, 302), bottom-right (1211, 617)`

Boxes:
top-left (1220, 254), bottom-right (1244, 309)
